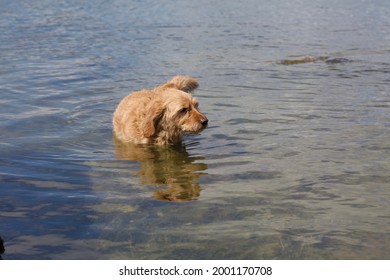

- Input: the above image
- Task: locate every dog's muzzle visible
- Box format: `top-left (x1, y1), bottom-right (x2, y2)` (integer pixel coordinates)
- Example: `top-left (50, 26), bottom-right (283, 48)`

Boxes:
top-left (200, 117), bottom-right (208, 128)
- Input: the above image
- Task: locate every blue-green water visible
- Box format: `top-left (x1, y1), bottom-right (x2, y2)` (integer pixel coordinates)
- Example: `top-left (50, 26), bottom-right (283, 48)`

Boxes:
top-left (1, 0), bottom-right (389, 259)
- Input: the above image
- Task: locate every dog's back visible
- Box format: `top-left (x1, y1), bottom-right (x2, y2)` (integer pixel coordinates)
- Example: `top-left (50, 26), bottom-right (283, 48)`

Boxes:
top-left (113, 89), bottom-right (155, 143)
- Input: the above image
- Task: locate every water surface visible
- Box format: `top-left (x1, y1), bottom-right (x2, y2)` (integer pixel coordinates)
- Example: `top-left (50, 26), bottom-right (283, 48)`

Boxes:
top-left (1, 0), bottom-right (389, 259)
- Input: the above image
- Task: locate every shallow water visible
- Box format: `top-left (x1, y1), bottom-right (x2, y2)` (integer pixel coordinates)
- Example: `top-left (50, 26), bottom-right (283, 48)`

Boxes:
top-left (1, 0), bottom-right (390, 259)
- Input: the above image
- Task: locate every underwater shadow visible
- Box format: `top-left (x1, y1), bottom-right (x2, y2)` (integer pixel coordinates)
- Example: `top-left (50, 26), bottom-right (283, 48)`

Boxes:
top-left (0, 236), bottom-right (4, 260)
top-left (113, 137), bottom-right (208, 202)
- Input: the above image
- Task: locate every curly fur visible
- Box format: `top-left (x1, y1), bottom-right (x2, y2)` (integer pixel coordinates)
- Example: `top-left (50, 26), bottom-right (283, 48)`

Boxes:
top-left (113, 76), bottom-right (208, 145)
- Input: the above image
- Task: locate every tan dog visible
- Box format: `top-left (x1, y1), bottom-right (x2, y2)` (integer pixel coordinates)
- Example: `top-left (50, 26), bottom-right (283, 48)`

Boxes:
top-left (113, 76), bottom-right (208, 145)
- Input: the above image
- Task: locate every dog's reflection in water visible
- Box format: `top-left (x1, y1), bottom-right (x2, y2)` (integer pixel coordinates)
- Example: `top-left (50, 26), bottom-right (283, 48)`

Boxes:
top-left (114, 137), bottom-right (207, 202)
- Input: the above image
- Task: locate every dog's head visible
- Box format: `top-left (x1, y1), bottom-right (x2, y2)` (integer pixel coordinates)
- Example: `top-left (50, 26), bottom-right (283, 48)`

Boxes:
top-left (142, 76), bottom-right (208, 142)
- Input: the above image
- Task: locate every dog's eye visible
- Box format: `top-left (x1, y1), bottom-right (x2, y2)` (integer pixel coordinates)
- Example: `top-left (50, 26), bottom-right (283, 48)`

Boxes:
top-left (179, 108), bottom-right (189, 114)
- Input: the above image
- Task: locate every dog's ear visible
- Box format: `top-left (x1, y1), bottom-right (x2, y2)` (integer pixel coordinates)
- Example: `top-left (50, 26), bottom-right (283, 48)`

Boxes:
top-left (142, 100), bottom-right (164, 138)
top-left (167, 76), bottom-right (199, 93)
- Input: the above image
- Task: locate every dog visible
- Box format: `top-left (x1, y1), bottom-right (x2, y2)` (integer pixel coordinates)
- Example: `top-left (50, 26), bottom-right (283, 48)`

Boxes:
top-left (113, 76), bottom-right (208, 145)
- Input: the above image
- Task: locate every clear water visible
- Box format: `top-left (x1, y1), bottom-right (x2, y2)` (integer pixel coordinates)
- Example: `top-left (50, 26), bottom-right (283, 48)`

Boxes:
top-left (1, 0), bottom-right (389, 259)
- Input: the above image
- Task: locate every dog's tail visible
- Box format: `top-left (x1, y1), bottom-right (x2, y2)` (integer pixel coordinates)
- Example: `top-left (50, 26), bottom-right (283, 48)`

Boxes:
top-left (166, 76), bottom-right (199, 93)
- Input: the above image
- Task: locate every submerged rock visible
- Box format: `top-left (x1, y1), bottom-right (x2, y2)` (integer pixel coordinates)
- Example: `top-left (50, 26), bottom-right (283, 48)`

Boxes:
top-left (325, 57), bottom-right (353, 64)
top-left (279, 56), bottom-right (328, 65)
top-left (279, 55), bottom-right (352, 65)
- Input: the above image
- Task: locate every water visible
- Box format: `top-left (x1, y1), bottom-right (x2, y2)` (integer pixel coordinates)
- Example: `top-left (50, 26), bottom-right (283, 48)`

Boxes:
top-left (1, 0), bottom-right (389, 259)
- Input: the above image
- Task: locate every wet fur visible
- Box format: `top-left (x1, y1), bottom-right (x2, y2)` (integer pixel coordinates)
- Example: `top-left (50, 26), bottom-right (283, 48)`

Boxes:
top-left (113, 76), bottom-right (208, 145)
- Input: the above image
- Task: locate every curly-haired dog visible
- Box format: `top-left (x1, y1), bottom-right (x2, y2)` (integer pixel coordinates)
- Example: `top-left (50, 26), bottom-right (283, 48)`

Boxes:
top-left (113, 76), bottom-right (208, 145)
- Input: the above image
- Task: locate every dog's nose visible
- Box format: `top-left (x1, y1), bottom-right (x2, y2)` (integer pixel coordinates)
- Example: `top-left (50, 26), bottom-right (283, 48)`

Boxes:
top-left (200, 117), bottom-right (208, 127)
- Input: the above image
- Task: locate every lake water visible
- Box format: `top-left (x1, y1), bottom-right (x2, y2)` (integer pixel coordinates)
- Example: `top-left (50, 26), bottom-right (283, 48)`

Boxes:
top-left (1, 0), bottom-right (389, 259)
